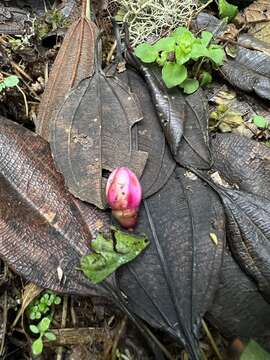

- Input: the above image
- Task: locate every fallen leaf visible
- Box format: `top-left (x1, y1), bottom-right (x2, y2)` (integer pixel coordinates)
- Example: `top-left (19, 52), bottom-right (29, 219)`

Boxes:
top-left (50, 47), bottom-right (148, 209)
top-left (36, 1), bottom-right (97, 140)
top-left (118, 68), bottom-right (176, 198)
top-left (117, 167), bottom-right (225, 359)
top-left (240, 340), bottom-right (270, 360)
top-left (235, 0), bottom-right (270, 24)
top-left (127, 55), bottom-right (211, 170)
top-left (0, 116), bottom-right (109, 296)
top-left (81, 227), bottom-right (149, 284)
top-left (207, 249), bottom-right (270, 350)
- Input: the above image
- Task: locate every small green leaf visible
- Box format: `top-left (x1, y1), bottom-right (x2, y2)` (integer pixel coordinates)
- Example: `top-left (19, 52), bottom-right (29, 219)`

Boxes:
top-left (181, 78), bottom-right (199, 94)
top-left (240, 340), bottom-right (270, 360)
top-left (190, 43), bottom-right (209, 60)
top-left (175, 47), bottom-right (191, 65)
top-left (30, 312), bottom-right (36, 320)
top-left (81, 228), bottom-right (149, 284)
top-left (201, 31), bottom-right (213, 47)
top-left (29, 325), bottom-right (40, 334)
top-left (38, 317), bottom-right (51, 333)
top-left (32, 337), bottom-right (43, 356)
top-left (36, 311), bottom-right (41, 319)
top-left (157, 51), bottom-right (168, 66)
top-left (208, 45), bottom-right (225, 65)
top-left (171, 27), bottom-right (190, 38)
top-left (54, 296), bottom-right (61, 305)
top-left (4, 75), bottom-right (19, 88)
top-left (162, 62), bottom-right (187, 88)
top-left (0, 83), bottom-right (6, 92)
top-left (252, 115), bottom-right (269, 129)
top-left (153, 37), bottom-right (176, 52)
top-left (199, 71), bottom-right (212, 86)
top-left (218, 0), bottom-right (238, 21)
top-left (134, 43), bottom-right (158, 63)
top-left (44, 332), bottom-right (57, 341)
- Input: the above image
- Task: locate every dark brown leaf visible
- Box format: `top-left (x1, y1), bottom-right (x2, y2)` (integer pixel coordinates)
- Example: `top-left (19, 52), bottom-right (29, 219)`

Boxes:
top-left (207, 249), bottom-right (270, 350)
top-left (50, 56), bottom-right (148, 209)
top-left (127, 56), bottom-right (211, 170)
top-left (36, 3), bottom-right (97, 140)
top-left (117, 167), bottom-right (225, 359)
top-left (118, 68), bottom-right (176, 198)
top-left (0, 116), bottom-right (109, 296)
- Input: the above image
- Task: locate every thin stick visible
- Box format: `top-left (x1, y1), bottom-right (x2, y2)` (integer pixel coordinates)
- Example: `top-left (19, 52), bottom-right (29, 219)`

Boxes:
top-left (202, 319), bottom-right (223, 360)
top-left (16, 85), bottom-right (29, 117)
top-left (82, 0), bottom-right (91, 19)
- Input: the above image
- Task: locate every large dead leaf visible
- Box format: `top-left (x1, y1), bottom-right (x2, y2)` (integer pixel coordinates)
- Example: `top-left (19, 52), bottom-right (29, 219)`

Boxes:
top-left (118, 68), bottom-right (176, 198)
top-left (0, 116), bottom-right (109, 296)
top-left (36, 1), bottom-right (97, 140)
top-left (191, 134), bottom-right (270, 302)
top-left (117, 167), bottom-right (225, 359)
top-left (50, 51), bottom-right (148, 209)
top-left (207, 249), bottom-right (270, 350)
top-left (127, 55), bottom-right (211, 170)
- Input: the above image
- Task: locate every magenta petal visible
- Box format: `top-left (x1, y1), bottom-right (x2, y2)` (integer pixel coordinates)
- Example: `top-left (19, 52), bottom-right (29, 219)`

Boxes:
top-left (106, 167), bottom-right (142, 213)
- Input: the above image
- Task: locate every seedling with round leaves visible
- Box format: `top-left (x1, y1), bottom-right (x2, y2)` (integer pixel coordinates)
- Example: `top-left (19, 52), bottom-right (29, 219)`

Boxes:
top-left (134, 27), bottom-right (225, 94)
top-left (30, 317), bottom-right (57, 356)
top-left (27, 290), bottom-right (61, 320)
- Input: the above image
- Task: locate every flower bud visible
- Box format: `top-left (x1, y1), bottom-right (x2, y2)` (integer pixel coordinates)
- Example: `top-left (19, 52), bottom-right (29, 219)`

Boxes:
top-left (106, 167), bottom-right (142, 228)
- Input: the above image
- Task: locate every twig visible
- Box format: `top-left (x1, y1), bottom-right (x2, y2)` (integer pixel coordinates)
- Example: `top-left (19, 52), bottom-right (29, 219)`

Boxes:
top-left (10, 61), bottom-right (33, 82)
top-left (202, 319), bottom-right (223, 360)
top-left (111, 316), bottom-right (127, 360)
top-left (16, 85), bottom-right (29, 117)
top-left (56, 295), bottom-right (68, 360)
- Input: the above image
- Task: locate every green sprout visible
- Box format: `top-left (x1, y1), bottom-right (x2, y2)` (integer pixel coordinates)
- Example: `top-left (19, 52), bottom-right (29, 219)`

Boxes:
top-left (27, 290), bottom-right (61, 320)
top-left (134, 27), bottom-right (225, 94)
top-left (30, 317), bottom-right (56, 356)
top-left (0, 75), bottom-right (19, 92)
top-left (27, 291), bottom-right (61, 355)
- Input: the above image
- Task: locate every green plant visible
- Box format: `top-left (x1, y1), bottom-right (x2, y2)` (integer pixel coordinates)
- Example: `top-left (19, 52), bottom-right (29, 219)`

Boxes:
top-left (0, 75), bottom-right (19, 92)
top-left (30, 317), bottom-right (56, 356)
top-left (252, 115), bottom-right (269, 129)
top-left (134, 27), bottom-right (225, 93)
top-left (27, 290), bottom-right (61, 320)
top-left (218, 0), bottom-right (238, 21)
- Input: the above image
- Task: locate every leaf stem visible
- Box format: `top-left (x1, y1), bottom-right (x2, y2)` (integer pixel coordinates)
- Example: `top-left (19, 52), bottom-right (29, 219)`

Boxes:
top-left (86, 0), bottom-right (91, 19)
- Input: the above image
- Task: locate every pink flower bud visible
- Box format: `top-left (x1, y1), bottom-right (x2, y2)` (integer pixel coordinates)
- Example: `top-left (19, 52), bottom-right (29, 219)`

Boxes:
top-left (106, 167), bottom-right (142, 228)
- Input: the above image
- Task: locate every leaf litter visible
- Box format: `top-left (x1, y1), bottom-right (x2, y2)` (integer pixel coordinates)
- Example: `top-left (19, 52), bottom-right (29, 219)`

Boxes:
top-left (2, 0), bottom-right (270, 359)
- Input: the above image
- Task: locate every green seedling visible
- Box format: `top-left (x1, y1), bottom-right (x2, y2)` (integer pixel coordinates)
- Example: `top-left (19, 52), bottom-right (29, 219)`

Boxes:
top-left (30, 317), bottom-right (56, 356)
top-left (0, 75), bottom-right (19, 92)
top-left (27, 290), bottom-right (61, 320)
top-left (252, 115), bottom-right (269, 130)
top-left (134, 27), bottom-right (225, 93)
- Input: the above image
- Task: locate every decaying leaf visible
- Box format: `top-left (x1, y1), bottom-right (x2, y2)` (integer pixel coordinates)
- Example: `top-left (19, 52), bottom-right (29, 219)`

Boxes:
top-left (212, 134), bottom-right (270, 197)
top-left (207, 250), bottom-right (270, 350)
top-left (235, 0), bottom-right (270, 25)
top-left (119, 68), bottom-right (176, 198)
top-left (117, 167), bottom-right (225, 359)
top-left (0, 116), bottom-right (109, 296)
top-left (196, 134), bottom-right (270, 301)
top-left (127, 56), bottom-right (211, 170)
top-left (36, 1), bottom-right (98, 140)
top-left (81, 227), bottom-right (149, 284)
top-left (195, 12), bottom-right (270, 100)
top-left (50, 53), bottom-right (148, 209)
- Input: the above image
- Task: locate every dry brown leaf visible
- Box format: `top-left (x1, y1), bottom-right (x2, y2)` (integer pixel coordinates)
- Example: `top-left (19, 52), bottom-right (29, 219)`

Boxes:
top-left (36, 0), bottom-right (97, 140)
top-left (235, 0), bottom-right (270, 24)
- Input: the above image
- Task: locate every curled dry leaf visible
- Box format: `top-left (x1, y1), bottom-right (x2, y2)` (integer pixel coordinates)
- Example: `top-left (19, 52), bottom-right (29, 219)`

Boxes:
top-left (50, 50), bottom-right (148, 209)
top-left (127, 55), bottom-right (211, 170)
top-left (235, 0), bottom-right (270, 25)
top-left (195, 12), bottom-right (270, 100)
top-left (118, 68), bottom-right (176, 198)
top-left (117, 167), bottom-right (225, 359)
top-left (0, 116), bottom-right (109, 296)
top-left (36, 1), bottom-right (98, 140)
